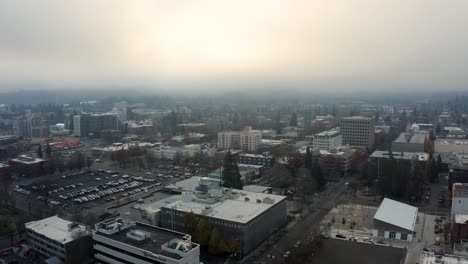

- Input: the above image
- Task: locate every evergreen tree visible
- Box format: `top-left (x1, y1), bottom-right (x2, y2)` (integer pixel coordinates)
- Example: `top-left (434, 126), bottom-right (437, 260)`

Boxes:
top-left (222, 152), bottom-right (243, 189)
top-left (289, 112), bottom-right (297, 126)
top-left (437, 154), bottom-right (443, 173)
top-left (45, 143), bottom-right (52, 158)
top-left (311, 157), bottom-right (325, 191)
top-left (304, 147), bottom-right (312, 170)
top-left (37, 145), bottom-right (43, 158)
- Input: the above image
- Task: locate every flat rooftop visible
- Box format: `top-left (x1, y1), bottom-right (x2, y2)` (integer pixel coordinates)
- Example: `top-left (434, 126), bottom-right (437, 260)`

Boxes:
top-left (163, 190), bottom-right (286, 224)
top-left (342, 116), bottom-right (372, 120)
top-left (165, 176), bottom-right (205, 193)
top-left (242, 185), bottom-right (272, 193)
top-left (0, 163), bottom-right (9, 168)
top-left (393, 133), bottom-right (426, 144)
top-left (370, 150), bottom-right (429, 161)
top-left (25, 216), bottom-right (87, 244)
top-left (10, 155), bottom-right (45, 164)
top-left (95, 220), bottom-right (194, 260)
top-left (435, 139), bottom-right (468, 145)
top-left (452, 183), bottom-right (468, 198)
top-left (177, 123), bottom-right (206, 127)
top-left (239, 153), bottom-right (272, 158)
top-left (315, 129), bottom-right (341, 137)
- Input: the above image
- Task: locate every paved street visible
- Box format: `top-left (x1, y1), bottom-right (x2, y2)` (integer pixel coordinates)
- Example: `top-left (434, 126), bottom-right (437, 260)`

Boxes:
top-left (249, 180), bottom-right (349, 263)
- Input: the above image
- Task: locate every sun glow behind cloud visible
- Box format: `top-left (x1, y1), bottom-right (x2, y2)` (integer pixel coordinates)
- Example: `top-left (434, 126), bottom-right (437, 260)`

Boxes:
top-left (1, 0), bottom-right (468, 91)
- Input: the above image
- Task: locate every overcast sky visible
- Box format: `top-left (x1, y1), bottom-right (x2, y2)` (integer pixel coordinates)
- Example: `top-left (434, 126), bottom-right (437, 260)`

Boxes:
top-left (1, 0), bottom-right (468, 93)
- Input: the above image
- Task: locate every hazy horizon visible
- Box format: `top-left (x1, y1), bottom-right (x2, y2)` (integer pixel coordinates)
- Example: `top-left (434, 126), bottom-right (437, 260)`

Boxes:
top-left (2, 1), bottom-right (468, 92)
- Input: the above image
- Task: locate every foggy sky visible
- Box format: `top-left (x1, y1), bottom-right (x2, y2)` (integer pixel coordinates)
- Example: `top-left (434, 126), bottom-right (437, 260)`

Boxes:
top-left (1, 0), bottom-right (468, 93)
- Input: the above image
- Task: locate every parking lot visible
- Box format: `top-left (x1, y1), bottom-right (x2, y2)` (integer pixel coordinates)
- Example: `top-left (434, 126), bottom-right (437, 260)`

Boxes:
top-left (14, 169), bottom-right (164, 210)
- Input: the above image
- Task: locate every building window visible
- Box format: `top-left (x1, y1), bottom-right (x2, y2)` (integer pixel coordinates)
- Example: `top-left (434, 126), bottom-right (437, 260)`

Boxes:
top-left (400, 233), bottom-right (408, 240)
top-left (389, 232), bottom-right (396, 239)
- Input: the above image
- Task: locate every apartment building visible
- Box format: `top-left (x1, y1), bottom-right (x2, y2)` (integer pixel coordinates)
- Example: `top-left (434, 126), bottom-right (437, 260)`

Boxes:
top-left (217, 127), bottom-right (262, 152)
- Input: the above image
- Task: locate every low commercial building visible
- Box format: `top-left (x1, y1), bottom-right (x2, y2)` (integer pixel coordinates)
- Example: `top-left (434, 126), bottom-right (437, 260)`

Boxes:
top-left (0, 135), bottom-right (19, 145)
top-left (372, 198), bottom-right (418, 242)
top-left (435, 139), bottom-right (468, 153)
top-left (392, 132), bottom-right (427, 153)
top-left (177, 123), bottom-right (207, 134)
top-left (25, 216), bottom-right (92, 264)
top-left (48, 137), bottom-right (80, 150)
top-left (313, 147), bottom-right (368, 179)
top-left (444, 127), bottom-right (466, 139)
top-left (93, 218), bottom-right (200, 264)
top-left (126, 120), bottom-right (155, 135)
top-left (312, 128), bottom-right (342, 151)
top-left (92, 142), bottom-right (157, 158)
top-left (449, 160), bottom-right (468, 191)
top-left (148, 144), bottom-right (214, 160)
top-left (238, 153), bottom-right (274, 168)
top-left (411, 123), bottom-right (434, 132)
top-left (8, 155), bottom-right (45, 177)
top-left (158, 178), bottom-right (287, 256)
top-left (370, 150), bottom-right (429, 162)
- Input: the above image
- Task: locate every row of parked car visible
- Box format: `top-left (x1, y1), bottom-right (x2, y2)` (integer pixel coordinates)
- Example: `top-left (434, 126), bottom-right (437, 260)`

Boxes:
top-left (72, 181), bottom-right (145, 204)
top-left (59, 186), bottom-right (99, 200)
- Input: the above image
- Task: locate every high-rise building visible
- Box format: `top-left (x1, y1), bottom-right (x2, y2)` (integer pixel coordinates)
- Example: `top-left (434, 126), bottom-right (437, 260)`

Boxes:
top-left (73, 113), bottom-right (118, 137)
top-left (340, 116), bottom-right (375, 148)
top-left (13, 116), bottom-right (49, 138)
top-left (312, 128), bottom-right (342, 150)
top-left (217, 127), bottom-right (262, 152)
top-left (93, 218), bottom-right (200, 264)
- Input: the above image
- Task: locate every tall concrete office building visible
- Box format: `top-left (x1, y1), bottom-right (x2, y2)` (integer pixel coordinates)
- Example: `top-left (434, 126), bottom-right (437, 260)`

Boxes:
top-left (73, 113), bottom-right (118, 137)
top-left (340, 116), bottom-right (375, 149)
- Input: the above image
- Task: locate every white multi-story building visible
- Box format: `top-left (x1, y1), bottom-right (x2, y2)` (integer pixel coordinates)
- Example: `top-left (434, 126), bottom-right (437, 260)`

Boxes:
top-left (340, 116), bottom-right (375, 148)
top-left (451, 183), bottom-right (468, 219)
top-left (312, 129), bottom-right (342, 150)
top-left (25, 216), bottom-right (92, 264)
top-left (93, 218), bottom-right (200, 264)
top-left (217, 128), bottom-right (262, 152)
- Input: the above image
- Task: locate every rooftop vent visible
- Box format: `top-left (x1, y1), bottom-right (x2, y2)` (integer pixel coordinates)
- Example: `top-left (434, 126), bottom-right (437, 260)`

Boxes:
top-left (256, 199), bottom-right (262, 203)
top-left (127, 229), bottom-right (150, 241)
